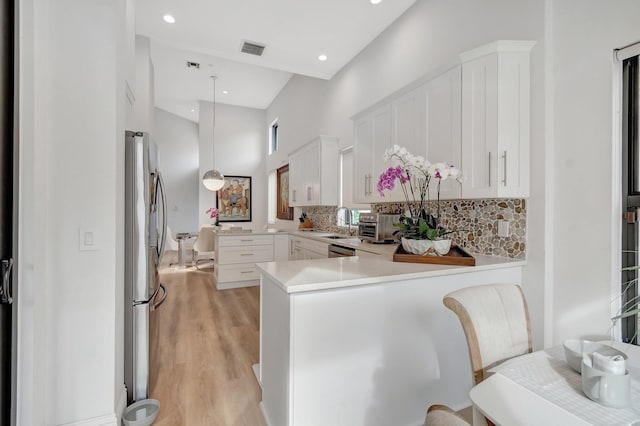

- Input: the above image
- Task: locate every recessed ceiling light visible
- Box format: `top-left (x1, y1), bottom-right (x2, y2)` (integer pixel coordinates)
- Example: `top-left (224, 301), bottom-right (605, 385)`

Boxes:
top-left (190, 108), bottom-right (196, 112)
top-left (222, 90), bottom-right (229, 94)
top-left (370, 0), bottom-right (382, 4)
top-left (163, 14), bottom-right (175, 24)
top-left (318, 54), bottom-right (328, 62)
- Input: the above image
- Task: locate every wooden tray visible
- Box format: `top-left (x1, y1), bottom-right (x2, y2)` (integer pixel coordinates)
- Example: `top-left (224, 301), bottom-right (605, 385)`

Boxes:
top-left (393, 244), bottom-right (476, 266)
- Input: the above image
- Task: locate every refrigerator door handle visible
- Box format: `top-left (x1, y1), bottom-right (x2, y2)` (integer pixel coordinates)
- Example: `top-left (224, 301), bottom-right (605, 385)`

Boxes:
top-left (133, 283), bottom-right (160, 306)
top-left (151, 283), bottom-right (167, 311)
top-left (155, 171), bottom-right (168, 262)
top-left (0, 258), bottom-right (13, 304)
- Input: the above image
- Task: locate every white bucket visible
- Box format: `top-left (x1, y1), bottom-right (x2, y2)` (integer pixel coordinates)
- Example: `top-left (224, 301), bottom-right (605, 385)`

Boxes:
top-left (122, 399), bottom-right (160, 426)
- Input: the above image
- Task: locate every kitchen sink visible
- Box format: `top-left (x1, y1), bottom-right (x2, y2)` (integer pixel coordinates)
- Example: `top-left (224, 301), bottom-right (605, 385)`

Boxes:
top-left (324, 235), bottom-right (352, 239)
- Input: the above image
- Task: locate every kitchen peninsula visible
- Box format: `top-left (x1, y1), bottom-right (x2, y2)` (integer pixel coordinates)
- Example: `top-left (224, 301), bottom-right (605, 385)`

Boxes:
top-left (256, 251), bottom-right (525, 426)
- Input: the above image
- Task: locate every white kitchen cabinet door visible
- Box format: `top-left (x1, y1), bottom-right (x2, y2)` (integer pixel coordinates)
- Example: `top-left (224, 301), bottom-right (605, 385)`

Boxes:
top-left (289, 236), bottom-right (303, 260)
top-left (371, 105), bottom-right (392, 202)
top-left (460, 41), bottom-right (534, 199)
top-left (289, 149), bottom-right (304, 206)
top-left (353, 105), bottom-right (392, 203)
top-left (274, 234), bottom-right (289, 261)
top-left (353, 115), bottom-right (374, 203)
top-left (461, 54), bottom-right (498, 199)
top-left (289, 136), bottom-right (338, 207)
top-left (426, 66), bottom-right (462, 201)
top-left (305, 142), bottom-right (321, 205)
top-left (389, 86), bottom-right (427, 202)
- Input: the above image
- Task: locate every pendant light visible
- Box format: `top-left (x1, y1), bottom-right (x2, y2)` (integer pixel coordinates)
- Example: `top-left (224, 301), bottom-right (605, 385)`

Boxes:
top-left (202, 75), bottom-right (225, 191)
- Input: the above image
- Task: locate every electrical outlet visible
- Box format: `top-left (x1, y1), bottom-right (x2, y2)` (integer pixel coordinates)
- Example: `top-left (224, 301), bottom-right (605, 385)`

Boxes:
top-left (79, 228), bottom-right (99, 251)
top-left (497, 220), bottom-right (509, 238)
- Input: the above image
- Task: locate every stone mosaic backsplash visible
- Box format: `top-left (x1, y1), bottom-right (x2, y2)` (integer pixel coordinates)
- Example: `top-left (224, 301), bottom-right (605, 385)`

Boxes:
top-left (302, 198), bottom-right (526, 259)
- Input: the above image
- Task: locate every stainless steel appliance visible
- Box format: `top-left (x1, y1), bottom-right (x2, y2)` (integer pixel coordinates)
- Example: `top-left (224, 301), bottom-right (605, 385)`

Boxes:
top-left (124, 131), bottom-right (168, 403)
top-left (0, 0), bottom-right (16, 421)
top-left (328, 244), bottom-right (356, 257)
top-left (358, 213), bottom-right (401, 242)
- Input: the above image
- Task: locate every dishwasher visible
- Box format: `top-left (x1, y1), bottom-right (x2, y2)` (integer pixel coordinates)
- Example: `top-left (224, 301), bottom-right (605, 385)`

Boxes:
top-left (328, 244), bottom-right (356, 258)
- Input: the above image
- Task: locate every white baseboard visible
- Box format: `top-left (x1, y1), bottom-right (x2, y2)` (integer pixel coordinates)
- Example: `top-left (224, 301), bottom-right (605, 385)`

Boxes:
top-left (216, 280), bottom-right (259, 290)
top-left (252, 363), bottom-right (261, 386)
top-left (58, 413), bottom-right (117, 426)
top-left (259, 402), bottom-right (272, 426)
top-left (58, 385), bottom-right (127, 426)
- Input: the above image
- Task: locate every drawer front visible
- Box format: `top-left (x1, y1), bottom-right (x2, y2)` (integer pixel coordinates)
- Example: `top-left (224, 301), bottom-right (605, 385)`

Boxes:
top-left (218, 245), bottom-right (274, 264)
top-left (217, 264), bottom-right (260, 282)
top-left (218, 235), bottom-right (274, 247)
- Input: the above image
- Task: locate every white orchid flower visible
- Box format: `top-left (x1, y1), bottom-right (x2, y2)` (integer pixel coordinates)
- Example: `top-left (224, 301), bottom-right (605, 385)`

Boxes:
top-left (448, 165), bottom-right (460, 177)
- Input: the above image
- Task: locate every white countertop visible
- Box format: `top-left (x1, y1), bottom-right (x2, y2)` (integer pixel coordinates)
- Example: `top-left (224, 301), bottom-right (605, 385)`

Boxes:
top-left (256, 254), bottom-right (526, 294)
top-left (212, 228), bottom-right (287, 236)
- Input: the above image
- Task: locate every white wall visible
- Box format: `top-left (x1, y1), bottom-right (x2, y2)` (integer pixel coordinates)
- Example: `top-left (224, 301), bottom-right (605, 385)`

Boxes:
top-left (548, 0), bottom-right (640, 344)
top-left (134, 35), bottom-right (154, 134)
top-left (199, 101), bottom-right (267, 230)
top-left (154, 108), bottom-right (199, 234)
top-left (18, 0), bottom-right (126, 423)
top-left (266, 0), bottom-right (547, 347)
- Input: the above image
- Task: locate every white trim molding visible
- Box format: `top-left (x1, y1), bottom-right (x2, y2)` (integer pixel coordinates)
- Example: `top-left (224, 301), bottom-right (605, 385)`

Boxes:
top-left (459, 40), bottom-right (537, 62)
top-left (116, 385), bottom-right (128, 424)
top-left (58, 413), bottom-right (117, 426)
top-left (615, 40), bottom-right (640, 61)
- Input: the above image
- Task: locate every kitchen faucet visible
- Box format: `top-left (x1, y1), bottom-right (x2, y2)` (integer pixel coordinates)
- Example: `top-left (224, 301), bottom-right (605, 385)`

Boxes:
top-left (336, 206), bottom-right (353, 235)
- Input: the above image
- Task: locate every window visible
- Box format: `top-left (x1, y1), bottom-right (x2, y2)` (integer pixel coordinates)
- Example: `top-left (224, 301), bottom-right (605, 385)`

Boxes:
top-left (269, 119), bottom-right (279, 155)
top-left (267, 170), bottom-right (276, 224)
top-left (338, 147), bottom-right (369, 227)
top-left (621, 52), bottom-right (640, 344)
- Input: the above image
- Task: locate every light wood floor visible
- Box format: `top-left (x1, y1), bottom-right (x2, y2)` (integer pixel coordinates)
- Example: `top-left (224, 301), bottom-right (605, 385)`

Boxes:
top-left (150, 252), bottom-right (266, 426)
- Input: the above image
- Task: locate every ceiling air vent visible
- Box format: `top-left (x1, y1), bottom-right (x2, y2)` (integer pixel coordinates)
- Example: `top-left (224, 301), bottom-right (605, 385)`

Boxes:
top-left (186, 61), bottom-right (200, 69)
top-left (241, 40), bottom-right (266, 57)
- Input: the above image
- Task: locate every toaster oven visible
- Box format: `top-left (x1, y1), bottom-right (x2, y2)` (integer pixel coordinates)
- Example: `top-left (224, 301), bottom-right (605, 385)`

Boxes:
top-left (357, 213), bottom-right (400, 242)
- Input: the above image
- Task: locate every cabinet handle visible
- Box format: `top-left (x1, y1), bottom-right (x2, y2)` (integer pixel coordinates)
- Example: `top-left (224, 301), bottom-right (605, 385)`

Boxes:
top-left (292, 189), bottom-right (296, 202)
top-left (240, 239), bottom-right (253, 242)
top-left (502, 150), bottom-right (507, 186)
top-left (240, 270), bottom-right (254, 274)
top-left (241, 253), bottom-right (254, 256)
top-left (365, 174), bottom-right (371, 196)
top-left (307, 186), bottom-right (311, 201)
top-left (488, 152), bottom-right (492, 187)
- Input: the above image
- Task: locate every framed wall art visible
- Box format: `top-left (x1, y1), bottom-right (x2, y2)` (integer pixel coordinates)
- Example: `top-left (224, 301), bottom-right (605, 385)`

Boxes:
top-left (277, 164), bottom-right (294, 220)
top-left (216, 176), bottom-right (252, 222)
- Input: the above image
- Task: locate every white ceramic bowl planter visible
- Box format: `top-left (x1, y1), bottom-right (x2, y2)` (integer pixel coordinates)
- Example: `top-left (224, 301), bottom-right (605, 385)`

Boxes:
top-left (401, 238), bottom-right (452, 255)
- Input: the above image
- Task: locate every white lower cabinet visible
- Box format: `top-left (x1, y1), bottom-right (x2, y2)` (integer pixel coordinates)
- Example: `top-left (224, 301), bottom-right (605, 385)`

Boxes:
top-left (274, 235), bottom-right (289, 261)
top-left (289, 235), bottom-right (328, 260)
top-left (355, 249), bottom-right (379, 258)
top-left (214, 234), bottom-right (274, 290)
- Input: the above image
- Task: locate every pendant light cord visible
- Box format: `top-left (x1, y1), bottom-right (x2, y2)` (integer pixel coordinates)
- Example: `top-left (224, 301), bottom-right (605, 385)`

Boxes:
top-left (212, 75), bottom-right (217, 171)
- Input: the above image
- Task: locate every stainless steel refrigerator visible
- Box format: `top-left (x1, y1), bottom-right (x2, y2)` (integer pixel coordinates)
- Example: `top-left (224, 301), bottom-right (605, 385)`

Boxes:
top-left (0, 0), bottom-right (16, 423)
top-left (124, 131), bottom-right (168, 403)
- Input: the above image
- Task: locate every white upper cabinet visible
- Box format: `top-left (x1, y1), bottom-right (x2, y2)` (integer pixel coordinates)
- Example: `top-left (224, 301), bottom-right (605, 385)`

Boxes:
top-left (352, 40), bottom-right (533, 204)
top-left (460, 41), bottom-right (535, 199)
top-left (353, 105), bottom-right (391, 203)
top-left (389, 86), bottom-right (427, 202)
top-left (426, 66), bottom-right (462, 201)
top-left (289, 136), bottom-right (339, 207)
top-left (354, 67), bottom-right (463, 204)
